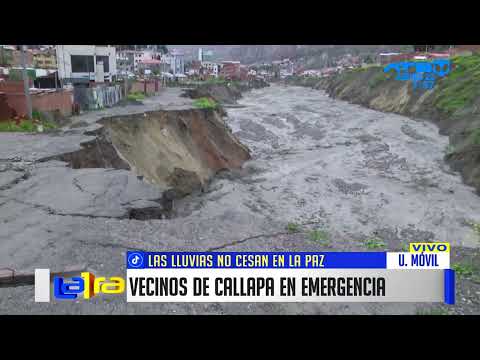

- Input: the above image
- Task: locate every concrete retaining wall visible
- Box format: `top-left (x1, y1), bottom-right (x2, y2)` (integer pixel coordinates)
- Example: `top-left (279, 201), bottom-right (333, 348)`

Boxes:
top-left (32, 91), bottom-right (74, 116)
top-left (74, 85), bottom-right (123, 111)
top-left (130, 80), bottom-right (160, 95)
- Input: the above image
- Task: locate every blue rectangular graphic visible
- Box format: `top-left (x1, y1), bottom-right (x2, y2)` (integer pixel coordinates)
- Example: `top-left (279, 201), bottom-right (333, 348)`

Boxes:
top-left (126, 251), bottom-right (387, 269)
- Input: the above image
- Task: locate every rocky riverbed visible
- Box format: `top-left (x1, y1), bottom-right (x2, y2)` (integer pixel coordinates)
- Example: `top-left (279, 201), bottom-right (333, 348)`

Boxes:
top-left (1, 85), bottom-right (479, 314)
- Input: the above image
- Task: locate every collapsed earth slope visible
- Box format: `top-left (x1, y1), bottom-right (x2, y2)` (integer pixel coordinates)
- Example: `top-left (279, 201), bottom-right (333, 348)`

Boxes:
top-left (100, 108), bottom-right (251, 197)
top-left (46, 107), bottom-right (251, 200)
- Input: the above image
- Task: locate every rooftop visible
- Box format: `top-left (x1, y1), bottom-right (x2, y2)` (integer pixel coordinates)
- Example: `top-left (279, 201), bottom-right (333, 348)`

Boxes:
top-left (140, 59), bottom-right (162, 65)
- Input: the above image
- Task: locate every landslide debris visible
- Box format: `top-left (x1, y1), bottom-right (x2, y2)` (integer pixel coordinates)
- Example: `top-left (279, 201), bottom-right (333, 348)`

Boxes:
top-left (182, 79), bottom-right (270, 105)
top-left (100, 108), bottom-right (250, 193)
top-left (40, 129), bottom-right (131, 170)
top-left (41, 107), bottom-right (251, 206)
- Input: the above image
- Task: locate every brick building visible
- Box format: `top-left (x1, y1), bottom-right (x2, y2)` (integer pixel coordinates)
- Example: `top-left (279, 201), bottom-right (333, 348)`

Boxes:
top-left (450, 45), bottom-right (480, 56)
top-left (0, 46), bottom-right (34, 67)
top-left (220, 61), bottom-right (248, 80)
top-left (0, 81), bottom-right (73, 120)
top-left (33, 50), bottom-right (57, 69)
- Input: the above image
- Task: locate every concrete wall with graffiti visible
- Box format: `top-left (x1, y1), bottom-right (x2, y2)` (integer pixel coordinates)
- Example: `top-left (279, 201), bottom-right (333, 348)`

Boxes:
top-left (73, 85), bottom-right (123, 111)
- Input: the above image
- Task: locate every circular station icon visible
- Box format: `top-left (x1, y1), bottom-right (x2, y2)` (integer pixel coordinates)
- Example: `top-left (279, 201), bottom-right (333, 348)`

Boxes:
top-left (127, 252), bottom-right (144, 268)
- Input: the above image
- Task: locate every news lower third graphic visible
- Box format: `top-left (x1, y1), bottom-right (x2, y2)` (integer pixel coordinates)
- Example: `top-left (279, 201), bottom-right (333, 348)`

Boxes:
top-left (34, 243), bottom-right (455, 304)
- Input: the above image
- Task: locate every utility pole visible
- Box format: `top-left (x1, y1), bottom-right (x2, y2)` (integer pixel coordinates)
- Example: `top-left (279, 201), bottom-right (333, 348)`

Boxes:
top-left (21, 45), bottom-right (32, 120)
top-left (124, 45), bottom-right (128, 98)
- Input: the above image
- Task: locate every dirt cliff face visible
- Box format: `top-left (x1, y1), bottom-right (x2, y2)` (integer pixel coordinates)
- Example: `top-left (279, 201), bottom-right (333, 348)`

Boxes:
top-left (42, 107), bottom-right (251, 202)
top-left (183, 80), bottom-right (270, 105)
top-left (289, 65), bottom-right (480, 194)
top-left (183, 84), bottom-right (242, 104)
top-left (317, 68), bottom-right (439, 118)
top-left (99, 108), bottom-right (251, 197)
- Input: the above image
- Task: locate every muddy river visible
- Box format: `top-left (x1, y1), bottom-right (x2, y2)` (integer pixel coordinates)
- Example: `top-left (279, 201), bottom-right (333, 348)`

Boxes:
top-left (180, 84), bottom-right (480, 250)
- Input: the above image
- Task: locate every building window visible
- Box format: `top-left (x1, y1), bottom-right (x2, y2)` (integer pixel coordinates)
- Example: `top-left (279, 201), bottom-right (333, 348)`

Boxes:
top-left (96, 56), bottom-right (110, 73)
top-left (71, 55), bottom-right (94, 73)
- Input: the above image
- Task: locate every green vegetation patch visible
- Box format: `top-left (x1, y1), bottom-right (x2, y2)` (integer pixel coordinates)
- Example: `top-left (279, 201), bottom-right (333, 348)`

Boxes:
top-left (302, 77), bottom-right (321, 87)
top-left (467, 128), bottom-right (480, 146)
top-left (0, 109), bottom-right (58, 132)
top-left (466, 219), bottom-right (480, 235)
top-left (193, 97), bottom-right (218, 109)
top-left (286, 222), bottom-right (301, 233)
top-left (452, 263), bottom-right (475, 277)
top-left (451, 247), bottom-right (480, 282)
top-left (400, 242), bottom-right (410, 252)
top-left (308, 229), bottom-right (329, 243)
top-left (8, 68), bottom-right (36, 81)
top-left (0, 118), bottom-right (57, 132)
top-left (445, 144), bottom-right (457, 155)
top-left (363, 237), bottom-right (386, 249)
top-left (416, 307), bottom-right (450, 315)
top-left (434, 54), bottom-right (480, 114)
top-left (127, 91), bottom-right (146, 101)
top-left (0, 120), bottom-right (36, 132)
top-left (367, 70), bottom-right (389, 88)
top-left (205, 78), bottom-right (227, 85)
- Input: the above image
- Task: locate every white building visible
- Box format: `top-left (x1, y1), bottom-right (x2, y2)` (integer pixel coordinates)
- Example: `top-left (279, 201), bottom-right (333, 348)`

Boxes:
top-left (198, 48), bottom-right (213, 62)
top-left (116, 49), bottom-right (164, 74)
top-left (161, 49), bottom-right (185, 76)
top-left (301, 69), bottom-right (323, 77)
top-left (56, 45), bottom-right (116, 84)
top-left (201, 61), bottom-right (219, 77)
top-left (134, 50), bottom-right (162, 72)
top-left (171, 49), bottom-right (185, 75)
top-left (117, 50), bottom-right (138, 73)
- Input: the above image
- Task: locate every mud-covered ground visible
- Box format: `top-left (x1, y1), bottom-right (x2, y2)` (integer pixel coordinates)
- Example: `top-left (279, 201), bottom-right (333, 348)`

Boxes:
top-left (1, 85), bottom-right (479, 314)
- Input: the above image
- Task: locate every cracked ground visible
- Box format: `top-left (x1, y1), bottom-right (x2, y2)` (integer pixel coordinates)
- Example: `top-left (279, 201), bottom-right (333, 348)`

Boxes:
top-left (1, 85), bottom-right (480, 314)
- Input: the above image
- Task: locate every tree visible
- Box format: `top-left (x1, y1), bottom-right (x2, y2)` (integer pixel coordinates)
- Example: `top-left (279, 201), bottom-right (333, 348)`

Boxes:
top-left (433, 45), bottom-right (451, 51)
top-left (157, 45), bottom-right (168, 54)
